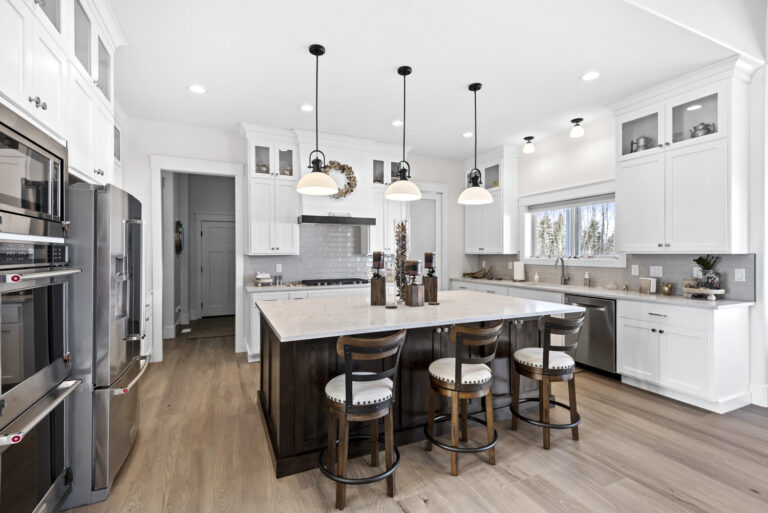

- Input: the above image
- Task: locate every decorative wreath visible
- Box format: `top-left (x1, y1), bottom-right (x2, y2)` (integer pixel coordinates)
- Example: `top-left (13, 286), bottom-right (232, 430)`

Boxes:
top-left (322, 160), bottom-right (357, 199)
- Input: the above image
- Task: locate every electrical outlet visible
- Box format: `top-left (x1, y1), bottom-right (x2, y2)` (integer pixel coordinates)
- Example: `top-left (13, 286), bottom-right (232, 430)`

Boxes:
top-left (276, 263), bottom-right (282, 273)
top-left (631, 265), bottom-right (639, 276)
top-left (649, 266), bottom-right (663, 278)
top-left (508, 261), bottom-right (513, 270)
top-left (481, 260), bottom-right (486, 268)
top-left (735, 268), bottom-right (746, 282)
top-left (693, 266), bottom-right (702, 279)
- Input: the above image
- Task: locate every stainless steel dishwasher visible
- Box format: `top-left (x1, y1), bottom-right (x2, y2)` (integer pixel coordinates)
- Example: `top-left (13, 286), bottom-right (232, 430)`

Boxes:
top-left (563, 294), bottom-right (616, 374)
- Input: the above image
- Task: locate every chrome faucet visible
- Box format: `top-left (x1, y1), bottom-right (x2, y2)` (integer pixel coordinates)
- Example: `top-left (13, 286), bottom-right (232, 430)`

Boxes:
top-left (554, 256), bottom-right (569, 285)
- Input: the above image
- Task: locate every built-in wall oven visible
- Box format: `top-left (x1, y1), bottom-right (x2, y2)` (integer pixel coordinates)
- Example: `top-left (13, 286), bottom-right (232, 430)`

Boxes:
top-left (0, 241), bottom-right (81, 513)
top-left (0, 102), bottom-right (68, 238)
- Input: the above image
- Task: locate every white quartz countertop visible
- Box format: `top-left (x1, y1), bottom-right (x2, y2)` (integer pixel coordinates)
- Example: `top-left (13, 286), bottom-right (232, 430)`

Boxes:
top-left (257, 290), bottom-right (584, 342)
top-left (450, 277), bottom-right (754, 310)
top-left (245, 283), bottom-right (369, 294)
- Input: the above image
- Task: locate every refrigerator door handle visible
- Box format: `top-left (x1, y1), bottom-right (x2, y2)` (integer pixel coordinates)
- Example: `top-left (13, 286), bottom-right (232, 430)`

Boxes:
top-left (0, 267), bottom-right (81, 283)
top-left (111, 357), bottom-right (149, 396)
top-left (0, 380), bottom-right (81, 446)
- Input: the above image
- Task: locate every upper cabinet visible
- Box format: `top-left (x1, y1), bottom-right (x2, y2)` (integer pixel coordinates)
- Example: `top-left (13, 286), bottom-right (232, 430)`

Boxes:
top-left (611, 58), bottom-right (750, 254)
top-left (462, 145), bottom-right (519, 255)
top-left (71, 0), bottom-right (115, 106)
top-left (249, 141), bottom-right (298, 181)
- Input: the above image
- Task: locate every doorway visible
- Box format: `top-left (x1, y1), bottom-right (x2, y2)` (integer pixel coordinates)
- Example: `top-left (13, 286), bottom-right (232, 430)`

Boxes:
top-left (410, 190), bottom-right (444, 286)
top-left (200, 219), bottom-right (236, 317)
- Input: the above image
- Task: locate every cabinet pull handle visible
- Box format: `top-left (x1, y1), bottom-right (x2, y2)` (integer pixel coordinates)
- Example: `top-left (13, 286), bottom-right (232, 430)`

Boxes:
top-left (648, 312), bottom-right (667, 317)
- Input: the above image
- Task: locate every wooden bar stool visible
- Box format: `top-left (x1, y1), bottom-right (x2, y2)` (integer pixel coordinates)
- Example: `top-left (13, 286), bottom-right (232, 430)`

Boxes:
top-left (424, 321), bottom-right (504, 476)
top-left (320, 329), bottom-right (407, 510)
top-left (510, 313), bottom-right (585, 449)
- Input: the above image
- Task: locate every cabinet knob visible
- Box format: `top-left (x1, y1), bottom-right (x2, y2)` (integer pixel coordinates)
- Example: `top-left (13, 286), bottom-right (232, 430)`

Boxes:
top-left (657, 144), bottom-right (663, 148)
top-left (665, 142), bottom-right (670, 146)
top-left (659, 329), bottom-right (665, 334)
top-left (657, 243), bottom-right (663, 247)
top-left (28, 96), bottom-right (41, 108)
top-left (664, 243), bottom-right (670, 247)
top-left (478, 247), bottom-right (485, 251)
top-left (651, 328), bottom-right (657, 333)
top-left (40, 101), bottom-right (47, 110)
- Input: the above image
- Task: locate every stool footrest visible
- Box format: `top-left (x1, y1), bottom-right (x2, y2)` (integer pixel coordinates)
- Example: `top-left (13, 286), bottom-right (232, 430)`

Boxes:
top-left (510, 398), bottom-right (581, 429)
top-left (423, 413), bottom-right (498, 454)
top-left (319, 434), bottom-right (401, 485)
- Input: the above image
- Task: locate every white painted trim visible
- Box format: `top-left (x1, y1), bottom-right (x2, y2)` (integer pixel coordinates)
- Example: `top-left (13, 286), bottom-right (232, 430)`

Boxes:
top-left (622, 376), bottom-right (752, 414)
top-left (752, 383), bottom-right (768, 407)
top-left (412, 180), bottom-right (450, 290)
top-left (518, 179), bottom-right (616, 206)
top-left (150, 156), bottom-right (244, 362)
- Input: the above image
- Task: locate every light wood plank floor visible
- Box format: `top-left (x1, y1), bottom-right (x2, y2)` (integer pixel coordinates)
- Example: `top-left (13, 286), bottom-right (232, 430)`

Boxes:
top-left (71, 329), bottom-right (768, 513)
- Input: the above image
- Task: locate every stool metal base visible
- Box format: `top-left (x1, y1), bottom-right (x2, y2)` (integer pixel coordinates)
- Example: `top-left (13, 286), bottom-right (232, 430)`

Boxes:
top-left (510, 397), bottom-right (581, 429)
top-left (423, 413), bottom-right (498, 453)
top-left (319, 434), bottom-right (401, 486)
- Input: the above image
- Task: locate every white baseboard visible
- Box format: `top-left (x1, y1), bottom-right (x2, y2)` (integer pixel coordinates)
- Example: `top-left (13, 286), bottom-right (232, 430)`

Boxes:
top-left (751, 383), bottom-right (768, 407)
top-left (162, 325), bottom-right (176, 339)
top-left (621, 376), bottom-right (752, 414)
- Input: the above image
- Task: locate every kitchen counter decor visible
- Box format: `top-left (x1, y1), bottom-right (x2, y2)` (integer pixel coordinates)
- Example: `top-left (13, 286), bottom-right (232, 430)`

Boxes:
top-left (370, 251), bottom-right (386, 306)
top-left (423, 252), bottom-right (438, 303)
top-left (322, 160), bottom-right (357, 198)
top-left (394, 219), bottom-right (409, 303)
top-left (404, 259), bottom-right (424, 306)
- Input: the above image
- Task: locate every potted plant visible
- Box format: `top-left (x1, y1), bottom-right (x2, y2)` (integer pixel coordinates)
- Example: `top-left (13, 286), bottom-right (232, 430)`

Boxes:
top-left (693, 255), bottom-right (721, 289)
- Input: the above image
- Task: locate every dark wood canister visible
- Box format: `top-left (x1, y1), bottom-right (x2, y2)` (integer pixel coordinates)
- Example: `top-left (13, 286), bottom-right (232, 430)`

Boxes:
top-left (423, 276), bottom-right (438, 303)
top-left (405, 283), bottom-right (425, 307)
top-left (371, 276), bottom-right (387, 306)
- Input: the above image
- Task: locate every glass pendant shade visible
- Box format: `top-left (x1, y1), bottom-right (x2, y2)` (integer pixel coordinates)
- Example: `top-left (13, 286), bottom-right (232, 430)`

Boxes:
top-left (385, 177), bottom-right (422, 201)
top-left (570, 118), bottom-right (585, 138)
top-left (523, 136), bottom-right (535, 153)
top-left (296, 167), bottom-right (338, 195)
top-left (457, 184), bottom-right (493, 205)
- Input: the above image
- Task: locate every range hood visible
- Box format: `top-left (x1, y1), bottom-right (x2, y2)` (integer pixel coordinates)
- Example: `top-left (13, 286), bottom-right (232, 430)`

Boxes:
top-left (297, 215), bottom-right (376, 226)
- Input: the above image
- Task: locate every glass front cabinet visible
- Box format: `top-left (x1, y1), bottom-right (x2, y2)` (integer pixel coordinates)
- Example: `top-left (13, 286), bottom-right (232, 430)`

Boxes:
top-left (249, 141), bottom-right (297, 181)
top-left (618, 83), bottom-right (726, 162)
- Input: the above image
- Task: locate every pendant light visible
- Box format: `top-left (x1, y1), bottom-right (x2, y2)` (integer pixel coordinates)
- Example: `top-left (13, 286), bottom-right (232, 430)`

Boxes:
top-left (296, 44), bottom-right (339, 196)
top-left (523, 136), bottom-right (535, 154)
top-left (458, 83), bottom-right (493, 205)
top-left (385, 66), bottom-right (422, 201)
top-left (570, 117), bottom-right (585, 138)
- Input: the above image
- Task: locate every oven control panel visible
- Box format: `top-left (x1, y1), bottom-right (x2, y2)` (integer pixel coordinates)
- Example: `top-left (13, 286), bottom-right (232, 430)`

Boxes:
top-left (0, 242), bottom-right (68, 269)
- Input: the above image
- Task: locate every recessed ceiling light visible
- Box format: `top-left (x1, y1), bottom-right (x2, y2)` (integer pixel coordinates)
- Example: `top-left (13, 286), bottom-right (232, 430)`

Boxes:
top-left (462, 132), bottom-right (473, 138)
top-left (300, 104), bottom-right (314, 112)
top-left (686, 104), bottom-right (702, 111)
top-left (188, 84), bottom-right (206, 94)
top-left (391, 119), bottom-right (403, 127)
top-left (581, 71), bottom-right (600, 81)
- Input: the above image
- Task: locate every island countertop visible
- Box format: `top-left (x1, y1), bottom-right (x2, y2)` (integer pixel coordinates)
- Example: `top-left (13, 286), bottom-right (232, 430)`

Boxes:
top-left (256, 289), bottom-right (584, 342)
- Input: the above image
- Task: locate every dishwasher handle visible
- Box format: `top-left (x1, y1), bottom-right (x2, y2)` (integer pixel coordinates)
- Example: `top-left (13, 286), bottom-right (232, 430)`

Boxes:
top-left (565, 301), bottom-right (607, 312)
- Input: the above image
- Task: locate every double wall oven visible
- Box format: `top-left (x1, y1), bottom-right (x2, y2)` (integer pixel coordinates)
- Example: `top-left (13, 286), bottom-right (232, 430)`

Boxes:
top-left (0, 242), bottom-right (81, 513)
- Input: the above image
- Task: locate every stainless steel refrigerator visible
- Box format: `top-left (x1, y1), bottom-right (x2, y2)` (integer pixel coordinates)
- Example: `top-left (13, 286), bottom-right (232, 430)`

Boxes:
top-left (62, 184), bottom-right (145, 508)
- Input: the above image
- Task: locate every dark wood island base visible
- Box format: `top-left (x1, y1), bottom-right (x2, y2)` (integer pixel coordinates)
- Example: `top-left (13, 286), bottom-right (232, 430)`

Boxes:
top-left (258, 318), bottom-right (543, 478)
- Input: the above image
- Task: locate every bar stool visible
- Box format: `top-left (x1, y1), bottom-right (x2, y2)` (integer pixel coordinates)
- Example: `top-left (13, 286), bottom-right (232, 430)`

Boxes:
top-left (424, 321), bottom-right (504, 476)
top-left (510, 313), bottom-right (585, 449)
top-left (320, 329), bottom-right (407, 510)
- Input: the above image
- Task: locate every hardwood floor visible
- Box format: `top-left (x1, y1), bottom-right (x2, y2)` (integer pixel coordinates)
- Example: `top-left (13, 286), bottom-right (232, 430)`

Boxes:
top-left (71, 329), bottom-right (768, 513)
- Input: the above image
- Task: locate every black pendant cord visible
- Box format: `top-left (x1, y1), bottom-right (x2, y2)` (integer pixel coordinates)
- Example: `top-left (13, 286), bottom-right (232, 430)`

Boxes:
top-left (315, 52), bottom-right (319, 154)
top-left (473, 87), bottom-right (477, 170)
top-left (402, 71), bottom-right (406, 163)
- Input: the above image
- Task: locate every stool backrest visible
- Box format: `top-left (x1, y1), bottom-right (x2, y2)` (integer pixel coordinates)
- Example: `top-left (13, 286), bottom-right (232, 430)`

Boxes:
top-left (450, 321), bottom-right (504, 390)
top-left (336, 329), bottom-right (407, 414)
top-left (538, 313), bottom-right (586, 372)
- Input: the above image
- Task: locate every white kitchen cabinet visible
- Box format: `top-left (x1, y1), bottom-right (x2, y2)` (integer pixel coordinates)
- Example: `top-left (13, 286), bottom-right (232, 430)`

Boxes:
top-left (615, 153), bottom-right (666, 252)
top-left (247, 291), bottom-right (291, 361)
top-left (505, 287), bottom-right (563, 304)
top-left (93, 103), bottom-right (113, 182)
top-left (611, 60), bottom-right (748, 254)
top-left (463, 145), bottom-right (518, 255)
top-left (616, 300), bottom-right (750, 413)
top-left (617, 317), bottom-right (659, 383)
top-left (307, 287), bottom-right (368, 299)
top-left (248, 140), bottom-right (298, 181)
top-left (0, 0), bottom-right (28, 108)
top-left (24, 19), bottom-right (66, 135)
top-left (247, 176), bottom-right (299, 255)
top-left (67, 68), bottom-right (113, 184)
top-left (71, 0), bottom-right (115, 107)
top-left (363, 185), bottom-right (408, 254)
top-left (451, 281), bottom-right (477, 291)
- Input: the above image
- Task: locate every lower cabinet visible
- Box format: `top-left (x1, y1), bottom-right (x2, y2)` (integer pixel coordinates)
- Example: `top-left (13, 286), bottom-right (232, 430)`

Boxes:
top-left (617, 300), bottom-right (749, 413)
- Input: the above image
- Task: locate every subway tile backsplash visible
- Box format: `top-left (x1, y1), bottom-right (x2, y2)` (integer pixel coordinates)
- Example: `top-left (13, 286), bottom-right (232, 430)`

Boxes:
top-left (476, 254), bottom-right (756, 301)
top-left (244, 224), bottom-right (372, 283)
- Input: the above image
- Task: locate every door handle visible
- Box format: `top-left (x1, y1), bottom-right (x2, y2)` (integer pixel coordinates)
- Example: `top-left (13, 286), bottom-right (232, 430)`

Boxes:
top-left (111, 357), bottom-right (149, 396)
top-left (0, 268), bottom-right (81, 283)
top-left (0, 380), bottom-right (81, 446)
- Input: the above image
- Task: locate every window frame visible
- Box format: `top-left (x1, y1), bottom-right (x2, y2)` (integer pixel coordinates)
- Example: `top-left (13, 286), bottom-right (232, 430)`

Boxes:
top-left (519, 180), bottom-right (626, 269)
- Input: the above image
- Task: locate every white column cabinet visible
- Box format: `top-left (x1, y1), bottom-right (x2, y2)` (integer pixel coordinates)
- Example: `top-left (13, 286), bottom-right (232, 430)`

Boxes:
top-left (363, 186), bottom-right (407, 254)
top-left (247, 176), bottom-right (299, 255)
top-left (0, 0), bottom-right (28, 108)
top-left (615, 153), bottom-right (666, 252)
top-left (658, 325), bottom-right (710, 398)
top-left (273, 180), bottom-right (300, 254)
top-left (27, 24), bottom-right (65, 134)
top-left (617, 318), bottom-right (659, 382)
top-left (465, 189), bottom-right (504, 253)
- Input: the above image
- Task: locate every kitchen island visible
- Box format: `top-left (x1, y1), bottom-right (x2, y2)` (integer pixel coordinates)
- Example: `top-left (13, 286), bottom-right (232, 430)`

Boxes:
top-left (256, 290), bottom-right (583, 477)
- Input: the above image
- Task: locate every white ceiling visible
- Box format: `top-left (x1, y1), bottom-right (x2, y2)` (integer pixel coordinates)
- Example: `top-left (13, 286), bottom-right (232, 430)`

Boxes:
top-left (109, 0), bottom-right (735, 160)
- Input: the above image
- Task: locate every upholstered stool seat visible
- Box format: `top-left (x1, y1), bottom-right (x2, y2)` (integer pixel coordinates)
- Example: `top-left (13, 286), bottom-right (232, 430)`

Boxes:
top-left (428, 358), bottom-right (492, 385)
top-left (325, 372), bottom-right (394, 405)
top-left (513, 347), bottom-right (575, 370)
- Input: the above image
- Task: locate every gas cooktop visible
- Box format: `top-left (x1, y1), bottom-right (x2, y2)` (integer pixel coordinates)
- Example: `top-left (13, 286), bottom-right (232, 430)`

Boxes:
top-left (301, 278), bottom-right (369, 287)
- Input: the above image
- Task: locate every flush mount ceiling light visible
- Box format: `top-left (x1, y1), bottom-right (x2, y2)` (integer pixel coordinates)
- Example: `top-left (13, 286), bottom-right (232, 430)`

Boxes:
top-left (523, 136), bottom-right (535, 154)
top-left (391, 119), bottom-right (403, 127)
top-left (462, 132), bottom-right (473, 138)
top-left (296, 44), bottom-right (338, 196)
top-left (686, 104), bottom-right (702, 111)
top-left (570, 117), bottom-right (585, 138)
top-left (458, 83), bottom-right (493, 206)
top-left (581, 71), bottom-right (600, 81)
top-left (385, 66), bottom-right (422, 202)
top-left (300, 104), bottom-right (314, 112)
top-left (188, 84), bottom-right (206, 94)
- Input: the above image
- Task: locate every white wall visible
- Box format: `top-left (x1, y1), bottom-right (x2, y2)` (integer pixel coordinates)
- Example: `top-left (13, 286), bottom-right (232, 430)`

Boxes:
top-left (518, 116), bottom-right (615, 196)
top-left (409, 154), bottom-right (476, 279)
